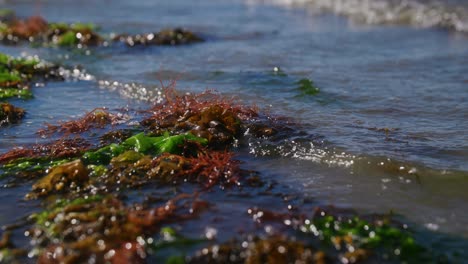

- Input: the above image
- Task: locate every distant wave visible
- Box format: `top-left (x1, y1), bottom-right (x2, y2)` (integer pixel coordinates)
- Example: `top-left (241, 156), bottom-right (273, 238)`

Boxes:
top-left (253, 0), bottom-right (468, 33)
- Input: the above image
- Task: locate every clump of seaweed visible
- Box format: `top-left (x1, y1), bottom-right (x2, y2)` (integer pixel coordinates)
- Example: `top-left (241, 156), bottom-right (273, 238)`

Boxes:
top-left (37, 108), bottom-right (123, 137)
top-left (5, 16), bottom-right (48, 41)
top-left (150, 150), bottom-right (240, 188)
top-left (27, 159), bottom-right (89, 199)
top-left (1, 14), bottom-right (204, 48)
top-left (245, 206), bottom-right (437, 263)
top-left (0, 137), bottom-right (90, 165)
top-left (0, 15), bottom-right (101, 47)
top-left (83, 133), bottom-right (241, 190)
top-left (0, 102), bottom-right (25, 126)
top-left (47, 22), bottom-right (102, 47)
top-left (141, 87), bottom-right (258, 147)
top-left (113, 28), bottom-right (203, 46)
top-left (296, 78), bottom-right (320, 96)
top-left (28, 194), bottom-right (197, 263)
top-left (187, 235), bottom-right (326, 264)
top-left (0, 52), bottom-right (61, 101)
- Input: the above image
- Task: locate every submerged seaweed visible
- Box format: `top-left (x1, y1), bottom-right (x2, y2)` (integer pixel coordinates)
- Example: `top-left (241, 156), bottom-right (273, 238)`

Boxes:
top-left (29, 195), bottom-right (185, 263)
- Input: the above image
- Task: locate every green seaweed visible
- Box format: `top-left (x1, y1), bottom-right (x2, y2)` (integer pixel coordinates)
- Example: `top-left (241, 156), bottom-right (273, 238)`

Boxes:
top-left (0, 88), bottom-right (32, 99)
top-left (71, 22), bottom-right (97, 31)
top-left (151, 227), bottom-right (206, 251)
top-left (302, 213), bottom-right (431, 262)
top-left (57, 31), bottom-right (79, 46)
top-left (83, 132), bottom-right (207, 165)
top-left (0, 53), bottom-right (40, 75)
top-left (296, 78), bottom-right (320, 96)
top-left (0, 71), bottom-right (21, 83)
top-left (87, 164), bottom-right (108, 177)
top-left (32, 195), bottom-right (104, 227)
top-left (1, 157), bottom-right (69, 178)
top-left (82, 143), bottom-right (126, 165)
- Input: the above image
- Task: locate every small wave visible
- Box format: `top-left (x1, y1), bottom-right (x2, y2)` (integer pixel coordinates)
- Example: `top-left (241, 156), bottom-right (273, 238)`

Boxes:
top-left (247, 136), bottom-right (468, 179)
top-left (256, 0), bottom-right (468, 33)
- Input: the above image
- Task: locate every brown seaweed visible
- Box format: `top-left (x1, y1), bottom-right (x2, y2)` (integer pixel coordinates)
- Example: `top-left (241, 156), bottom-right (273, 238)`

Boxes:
top-left (27, 159), bottom-right (89, 199)
top-left (0, 102), bottom-right (25, 126)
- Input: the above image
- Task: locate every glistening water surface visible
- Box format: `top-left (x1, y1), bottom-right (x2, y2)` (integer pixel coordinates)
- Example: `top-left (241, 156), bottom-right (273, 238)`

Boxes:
top-left (1, 0), bottom-right (467, 258)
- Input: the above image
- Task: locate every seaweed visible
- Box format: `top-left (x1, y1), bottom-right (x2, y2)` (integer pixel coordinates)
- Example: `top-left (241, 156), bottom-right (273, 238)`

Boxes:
top-left (149, 150), bottom-right (240, 187)
top-left (0, 16), bottom-right (102, 47)
top-left (296, 78), bottom-right (320, 96)
top-left (29, 194), bottom-right (196, 263)
top-left (0, 15), bottom-right (204, 48)
top-left (114, 28), bottom-right (203, 47)
top-left (141, 88), bottom-right (257, 147)
top-left (37, 108), bottom-right (123, 137)
top-left (0, 88), bottom-right (32, 99)
top-left (0, 137), bottom-right (91, 165)
top-left (245, 207), bottom-right (439, 263)
top-left (27, 159), bottom-right (89, 199)
top-left (301, 210), bottom-right (431, 263)
top-left (0, 157), bottom-right (70, 181)
top-left (0, 52), bottom-right (61, 101)
top-left (187, 235), bottom-right (325, 264)
top-left (7, 16), bottom-right (48, 40)
top-left (0, 102), bottom-right (25, 126)
top-left (83, 132), bottom-right (207, 165)
top-left (47, 22), bottom-right (102, 47)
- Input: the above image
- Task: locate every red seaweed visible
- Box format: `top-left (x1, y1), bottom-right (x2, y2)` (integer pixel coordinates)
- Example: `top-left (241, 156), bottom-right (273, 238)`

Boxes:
top-left (0, 137), bottom-right (90, 164)
top-left (142, 87), bottom-right (258, 147)
top-left (37, 108), bottom-right (122, 137)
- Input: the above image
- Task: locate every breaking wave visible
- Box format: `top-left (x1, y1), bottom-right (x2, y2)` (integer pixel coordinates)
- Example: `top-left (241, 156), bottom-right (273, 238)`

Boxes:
top-left (255, 0), bottom-right (468, 33)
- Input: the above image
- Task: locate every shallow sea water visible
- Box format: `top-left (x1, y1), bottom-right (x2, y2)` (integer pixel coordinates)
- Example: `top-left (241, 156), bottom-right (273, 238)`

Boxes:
top-left (0, 0), bottom-right (467, 260)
